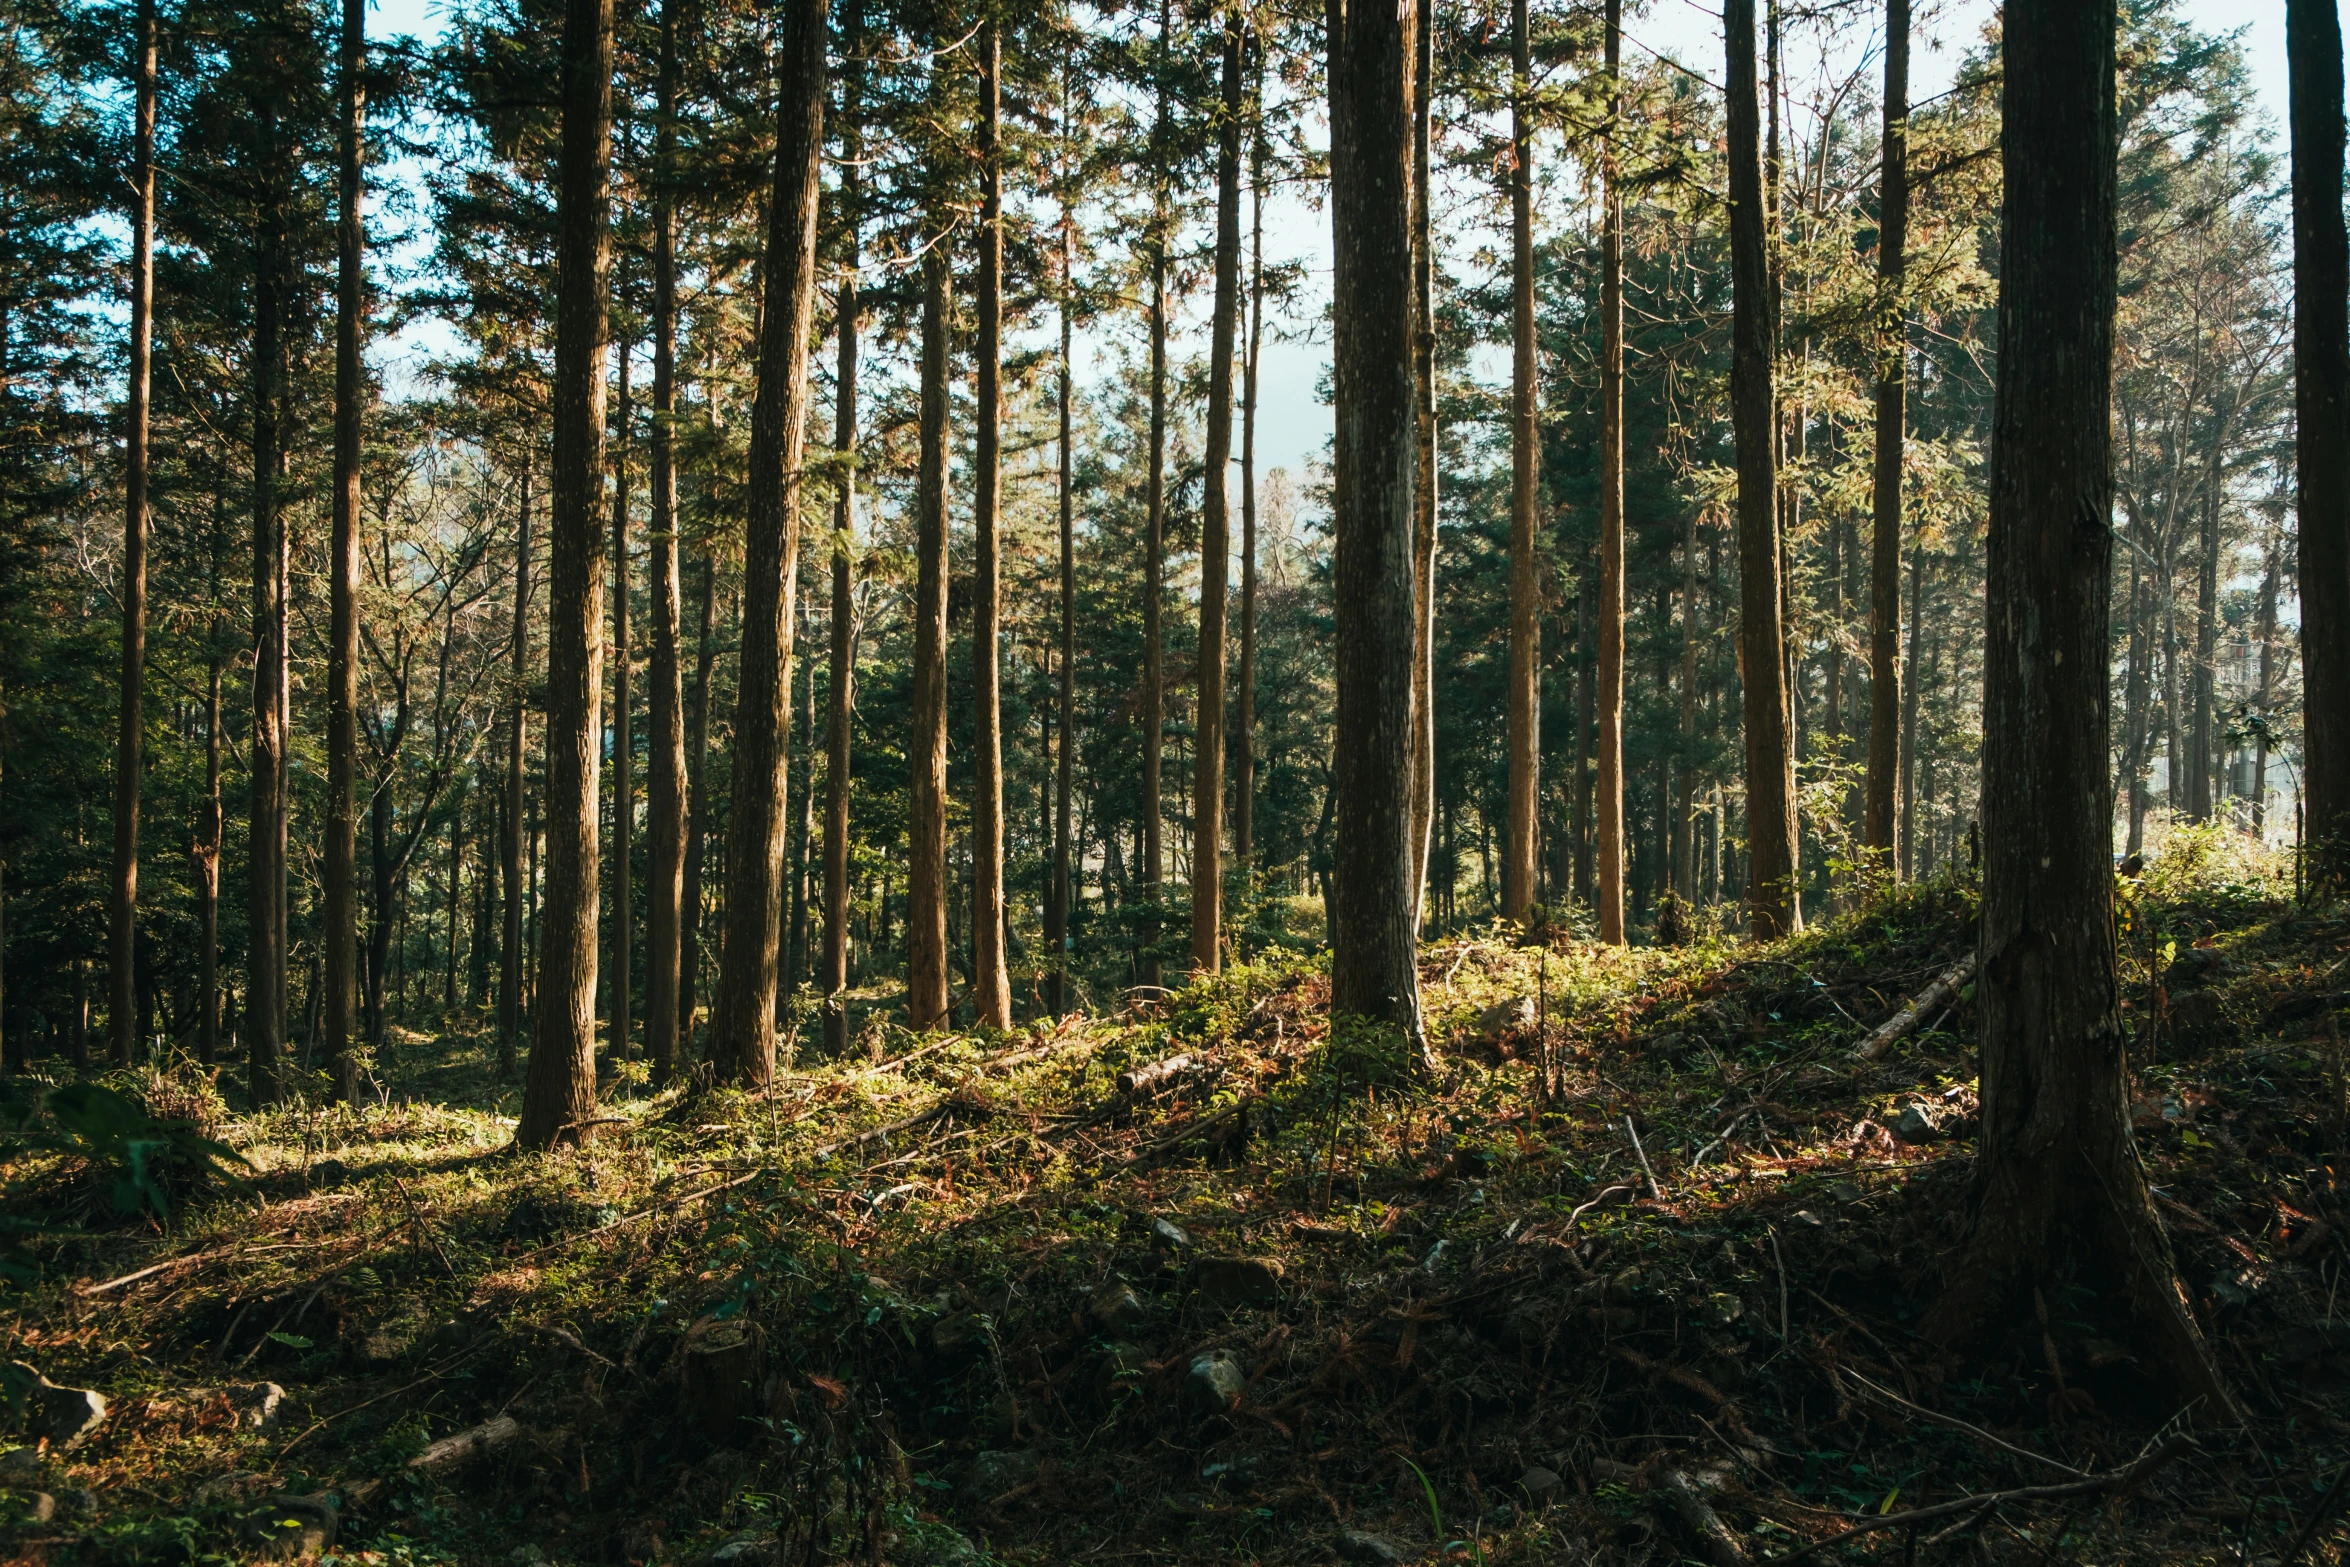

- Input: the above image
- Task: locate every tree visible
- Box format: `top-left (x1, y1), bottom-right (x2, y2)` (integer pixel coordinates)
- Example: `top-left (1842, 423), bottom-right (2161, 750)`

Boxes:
top-left (907, 236), bottom-right (952, 1033)
top-left (970, 8), bottom-right (1013, 1027)
top-left (323, 0), bottom-right (364, 1099)
top-left (2290, 0), bottom-right (2350, 885)
top-left (1326, 0), bottom-right (1423, 1053)
top-left (1725, 0), bottom-right (1798, 938)
top-left (1405, 0), bottom-right (1434, 930)
top-left (500, 466), bottom-right (531, 1076)
top-left (1862, 0), bottom-right (1907, 885)
top-left (1139, 0), bottom-right (1171, 991)
top-left (109, 0), bottom-right (157, 1069)
top-left (1191, 9), bottom-right (1241, 975)
top-left (705, 0), bottom-right (825, 1086)
top-left (1926, 0), bottom-right (2229, 1411)
top-left (1594, 0), bottom-right (1624, 943)
top-left (607, 340), bottom-right (633, 1061)
top-left (821, 0), bottom-right (863, 1058)
top-left (1502, 0), bottom-right (1539, 927)
top-left (516, 0), bottom-right (616, 1148)
top-left (645, 0), bottom-right (687, 1082)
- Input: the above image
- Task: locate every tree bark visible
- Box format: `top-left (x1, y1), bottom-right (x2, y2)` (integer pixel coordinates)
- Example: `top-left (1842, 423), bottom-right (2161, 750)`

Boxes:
top-left (248, 106), bottom-right (290, 1103)
top-left (1863, 0), bottom-right (1907, 885)
top-left (1900, 545), bottom-right (1923, 877)
top-left (1237, 57), bottom-right (1264, 880)
top-left (500, 466), bottom-right (533, 1077)
top-left (824, 0), bottom-right (862, 1057)
top-left (1406, 0), bottom-right (1436, 931)
top-left (198, 652), bottom-right (222, 1065)
top-left (2291, 0), bottom-right (2350, 882)
top-left (2254, 528), bottom-right (2279, 834)
top-left (1141, 0), bottom-right (1170, 991)
top-left (608, 344), bottom-right (634, 1057)
top-left (324, 0), bottom-right (365, 1099)
top-left (2188, 464), bottom-right (2220, 822)
top-left (516, 0), bottom-right (616, 1148)
top-left (1194, 14), bottom-right (1243, 975)
top-left (1595, 0), bottom-right (1626, 942)
top-left (1725, 0), bottom-right (1799, 938)
top-left (705, 0), bottom-right (826, 1086)
top-left (1050, 48), bottom-right (1077, 1016)
top-left (1326, 0), bottom-right (1425, 1055)
top-left (907, 238), bottom-right (952, 1032)
top-left (1503, 0), bottom-right (1541, 927)
top-left (970, 13), bottom-right (1014, 1026)
top-left (646, 0), bottom-right (687, 1085)
top-left (679, 553), bottom-right (716, 1041)
top-left (1928, 0), bottom-right (2230, 1413)
top-left (111, 0), bottom-right (158, 1070)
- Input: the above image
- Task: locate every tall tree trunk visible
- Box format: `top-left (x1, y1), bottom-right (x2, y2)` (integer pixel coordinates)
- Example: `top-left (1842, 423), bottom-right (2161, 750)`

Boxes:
top-left (1928, 0), bottom-right (2228, 1411)
top-left (1326, 0), bottom-right (1426, 1057)
top-left (248, 114), bottom-right (289, 1103)
top-left (324, 0), bottom-right (365, 1099)
top-left (787, 649), bottom-right (814, 988)
top-left (1725, 0), bottom-right (1799, 938)
top-left (198, 653), bottom-right (222, 1065)
top-left (2290, 0), bottom-right (2350, 883)
top-left (2122, 541), bottom-right (2149, 854)
top-left (824, 0), bottom-right (862, 1056)
top-left (1194, 13), bottom-right (1243, 974)
top-left (2254, 528), bottom-right (2280, 835)
top-left (516, 0), bottom-right (616, 1148)
top-left (2188, 467), bottom-right (2220, 822)
top-left (1406, 0), bottom-right (1436, 930)
top-left (1594, 0), bottom-right (1626, 941)
top-left (1674, 510), bottom-right (1698, 899)
top-left (678, 554), bottom-right (717, 1041)
top-left (907, 239), bottom-right (953, 1031)
top-left (443, 782), bottom-right (465, 1010)
top-left (706, 0), bottom-right (826, 1086)
top-left (1572, 565), bottom-right (1595, 904)
top-left (1863, 0), bottom-right (1907, 884)
top-left (1503, 0), bottom-right (1541, 926)
top-left (1237, 60), bottom-right (1264, 880)
top-left (645, 0), bottom-right (687, 1084)
top-left (500, 466), bottom-right (533, 1077)
top-left (111, 0), bottom-right (158, 1070)
top-left (970, 13), bottom-right (1014, 1026)
top-left (1050, 51), bottom-right (1077, 1016)
top-left (608, 345), bottom-right (633, 1056)
top-left (1900, 546), bottom-right (1923, 877)
top-left (1141, 2), bottom-right (1170, 991)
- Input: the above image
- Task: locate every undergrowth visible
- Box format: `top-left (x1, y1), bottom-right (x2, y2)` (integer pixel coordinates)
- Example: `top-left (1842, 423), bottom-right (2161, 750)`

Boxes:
top-left (1, 844), bottom-right (2345, 1567)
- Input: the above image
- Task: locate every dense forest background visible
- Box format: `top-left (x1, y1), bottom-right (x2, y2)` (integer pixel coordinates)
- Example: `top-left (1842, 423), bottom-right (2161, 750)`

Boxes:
top-left (0, 0), bottom-right (2306, 1077)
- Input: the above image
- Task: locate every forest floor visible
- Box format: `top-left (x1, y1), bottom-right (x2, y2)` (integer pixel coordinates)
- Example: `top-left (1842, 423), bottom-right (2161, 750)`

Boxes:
top-left (3, 831), bottom-right (2347, 1567)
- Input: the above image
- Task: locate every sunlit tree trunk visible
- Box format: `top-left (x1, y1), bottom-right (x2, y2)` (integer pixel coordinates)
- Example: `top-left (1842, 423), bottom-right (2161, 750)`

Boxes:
top-left (1141, 0), bottom-right (1170, 991)
top-left (907, 239), bottom-right (952, 1031)
top-left (248, 105), bottom-right (290, 1102)
top-left (1236, 54), bottom-right (1264, 881)
top-left (1326, 0), bottom-right (1425, 1057)
top-left (1863, 0), bottom-right (1907, 885)
top-left (1725, 0), bottom-right (1799, 938)
top-left (323, 0), bottom-right (365, 1099)
top-left (1406, 0), bottom-right (1436, 930)
top-left (500, 467), bottom-right (532, 1077)
top-left (516, 0), bottom-right (615, 1147)
top-left (607, 345), bottom-right (633, 1057)
top-left (111, 0), bottom-right (158, 1070)
top-left (1595, 0), bottom-right (1626, 942)
top-left (705, 0), bottom-right (826, 1086)
top-left (1194, 13), bottom-right (1243, 975)
top-left (823, 0), bottom-right (862, 1057)
top-left (645, 0), bottom-right (687, 1084)
top-left (1932, 0), bottom-right (2230, 1412)
top-left (678, 554), bottom-right (716, 1040)
top-left (1050, 48), bottom-right (1076, 1016)
top-left (970, 12), bottom-right (1014, 1026)
top-left (1503, 0), bottom-right (1540, 926)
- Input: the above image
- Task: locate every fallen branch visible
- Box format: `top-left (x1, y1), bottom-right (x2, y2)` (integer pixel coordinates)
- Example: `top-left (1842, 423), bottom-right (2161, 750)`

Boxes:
top-left (808, 1103), bottom-right (954, 1162)
top-left (1659, 1467), bottom-right (1749, 1567)
top-left (407, 1413), bottom-right (520, 1474)
top-left (1117, 1054), bottom-right (1199, 1096)
top-left (1851, 954), bottom-right (1975, 1060)
top-left (1759, 1436), bottom-right (2191, 1565)
top-left (79, 1241), bottom-right (315, 1297)
top-left (1842, 1369), bottom-right (2086, 1477)
top-left (1082, 1096), bottom-right (1257, 1185)
top-left (504, 1171), bottom-right (763, 1265)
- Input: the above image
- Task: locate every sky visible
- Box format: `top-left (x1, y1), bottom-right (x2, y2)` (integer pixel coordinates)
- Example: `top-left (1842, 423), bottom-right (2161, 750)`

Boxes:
top-left (363, 0), bottom-right (2315, 488)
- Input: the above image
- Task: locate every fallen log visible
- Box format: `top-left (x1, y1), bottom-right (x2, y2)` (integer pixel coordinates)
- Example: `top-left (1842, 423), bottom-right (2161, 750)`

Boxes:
top-left (408, 1414), bottom-right (519, 1474)
top-left (1117, 1054), bottom-right (1199, 1096)
top-left (1851, 954), bottom-right (1976, 1060)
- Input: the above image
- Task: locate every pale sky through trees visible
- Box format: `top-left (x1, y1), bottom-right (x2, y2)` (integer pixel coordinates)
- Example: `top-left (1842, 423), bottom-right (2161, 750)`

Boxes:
top-left (363, 0), bottom-right (2313, 506)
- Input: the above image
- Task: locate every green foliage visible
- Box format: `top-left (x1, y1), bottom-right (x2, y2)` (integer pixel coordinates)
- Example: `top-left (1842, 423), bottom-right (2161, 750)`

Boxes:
top-left (0, 1080), bottom-right (251, 1250)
